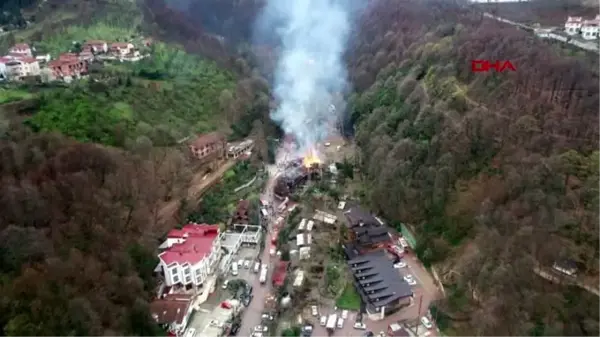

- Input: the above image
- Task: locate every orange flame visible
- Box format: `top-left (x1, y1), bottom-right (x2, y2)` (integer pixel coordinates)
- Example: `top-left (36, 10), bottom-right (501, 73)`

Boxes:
top-left (302, 148), bottom-right (321, 168)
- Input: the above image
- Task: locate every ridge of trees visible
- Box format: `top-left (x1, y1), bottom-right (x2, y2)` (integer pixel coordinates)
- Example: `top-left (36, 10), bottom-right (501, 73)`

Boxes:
top-left (0, 121), bottom-right (196, 335)
top-left (348, 0), bottom-right (598, 335)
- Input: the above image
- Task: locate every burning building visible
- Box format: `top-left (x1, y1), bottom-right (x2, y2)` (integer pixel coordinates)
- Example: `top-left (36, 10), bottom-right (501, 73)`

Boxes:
top-left (274, 148), bottom-right (322, 199)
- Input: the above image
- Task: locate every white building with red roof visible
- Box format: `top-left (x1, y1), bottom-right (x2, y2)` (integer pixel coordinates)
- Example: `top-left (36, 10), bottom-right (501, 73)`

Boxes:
top-left (8, 43), bottom-right (32, 57)
top-left (4, 56), bottom-right (40, 79)
top-left (158, 223), bottom-right (222, 288)
top-left (565, 15), bottom-right (600, 40)
top-left (82, 40), bottom-right (108, 54)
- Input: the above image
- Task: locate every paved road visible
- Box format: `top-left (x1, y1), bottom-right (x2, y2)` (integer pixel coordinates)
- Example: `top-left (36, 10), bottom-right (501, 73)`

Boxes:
top-left (238, 155), bottom-right (286, 335)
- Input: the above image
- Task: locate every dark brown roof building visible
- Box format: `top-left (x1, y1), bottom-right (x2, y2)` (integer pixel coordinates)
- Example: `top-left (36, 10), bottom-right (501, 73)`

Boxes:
top-left (150, 294), bottom-right (193, 327)
top-left (189, 132), bottom-right (226, 161)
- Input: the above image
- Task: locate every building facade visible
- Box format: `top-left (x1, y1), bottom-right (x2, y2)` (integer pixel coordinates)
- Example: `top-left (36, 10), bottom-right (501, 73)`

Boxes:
top-left (48, 53), bottom-right (88, 82)
top-left (158, 224), bottom-right (222, 288)
top-left (565, 15), bottom-right (600, 40)
top-left (189, 132), bottom-right (227, 161)
top-left (8, 43), bottom-right (32, 57)
top-left (5, 57), bottom-right (40, 79)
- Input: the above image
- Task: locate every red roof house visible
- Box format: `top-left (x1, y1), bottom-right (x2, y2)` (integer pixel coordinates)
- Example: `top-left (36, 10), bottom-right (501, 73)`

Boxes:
top-left (158, 223), bottom-right (221, 288)
top-left (150, 293), bottom-right (193, 335)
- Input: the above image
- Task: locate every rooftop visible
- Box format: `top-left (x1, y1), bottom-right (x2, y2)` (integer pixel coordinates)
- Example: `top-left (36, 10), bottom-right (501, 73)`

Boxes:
top-left (343, 206), bottom-right (381, 228)
top-left (348, 250), bottom-right (413, 311)
top-left (190, 132), bottom-right (225, 148)
top-left (150, 293), bottom-right (193, 325)
top-left (160, 223), bottom-right (220, 265)
top-left (354, 225), bottom-right (391, 246)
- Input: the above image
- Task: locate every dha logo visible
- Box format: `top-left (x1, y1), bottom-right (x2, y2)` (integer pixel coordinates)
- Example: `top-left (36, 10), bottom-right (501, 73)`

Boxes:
top-left (471, 60), bottom-right (517, 73)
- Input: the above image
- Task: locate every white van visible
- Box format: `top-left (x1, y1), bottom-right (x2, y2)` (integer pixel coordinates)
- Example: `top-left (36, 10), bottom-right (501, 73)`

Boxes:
top-left (231, 262), bottom-right (238, 276)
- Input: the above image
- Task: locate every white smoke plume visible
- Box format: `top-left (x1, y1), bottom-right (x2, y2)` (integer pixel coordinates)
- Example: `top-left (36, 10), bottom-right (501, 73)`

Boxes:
top-left (255, 0), bottom-right (356, 156)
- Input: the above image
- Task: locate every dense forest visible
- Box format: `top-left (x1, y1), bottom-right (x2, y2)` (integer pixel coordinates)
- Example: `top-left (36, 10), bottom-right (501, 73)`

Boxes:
top-left (0, 0), bottom-right (279, 335)
top-left (0, 120), bottom-right (191, 335)
top-left (347, 0), bottom-right (598, 335)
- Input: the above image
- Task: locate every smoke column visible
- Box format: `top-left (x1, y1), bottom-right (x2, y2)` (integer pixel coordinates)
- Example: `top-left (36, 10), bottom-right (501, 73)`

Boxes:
top-left (255, 0), bottom-right (354, 156)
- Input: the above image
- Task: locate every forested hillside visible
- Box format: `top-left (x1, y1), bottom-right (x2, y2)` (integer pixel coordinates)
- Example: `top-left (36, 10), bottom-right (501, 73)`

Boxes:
top-left (0, 121), bottom-right (189, 335)
top-left (0, 1), bottom-right (278, 335)
top-left (348, 0), bottom-right (598, 335)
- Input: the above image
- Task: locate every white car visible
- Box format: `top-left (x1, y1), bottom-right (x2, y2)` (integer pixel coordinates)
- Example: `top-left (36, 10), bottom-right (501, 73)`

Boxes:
top-left (320, 315), bottom-right (327, 326)
top-left (337, 318), bottom-right (344, 329)
top-left (222, 280), bottom-right (229, 289)
top-left (269, 247), bottom-right (276, 256)
top-left (404, 274), bottom-right (417, 285)
top-left (254, 262), bottom-right (261, 273)
top-left (394, 261), bottom-right (407, 269)
top-left (254, 325), bottom-right (268, 333)
top-left (311, 305), bottom-right (318, 316)
top-left (341, 310), bottom-right (348, 319)
top-left (251, 333), bottom-right (263, 337)
top-left (421, 317), bottom-right (433, 329)
top-left (353, 322), bottom-right (367, 330)
top-left (238, 259), bottom-right (244, 267)
top-left (244, 260), bottom-right (251, 269)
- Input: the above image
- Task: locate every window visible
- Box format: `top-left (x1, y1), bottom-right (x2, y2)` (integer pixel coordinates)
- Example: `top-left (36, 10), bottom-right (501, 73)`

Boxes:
top-left (184, 267), bottom-right (191, 275)
top-left (185, 276), bottom-right (192, 283)
top-left (170, 267), bottom-right (178, 276)
top-left (173, 276), bottom-right (180, 283)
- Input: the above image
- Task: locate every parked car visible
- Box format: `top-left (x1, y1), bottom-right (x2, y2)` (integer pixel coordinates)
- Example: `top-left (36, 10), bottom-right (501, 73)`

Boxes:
top-left (222, 280), bottom-right (229, 289)
top-left (238, 259), bottom-right (244, 267)
top-left (251, 333), bottom-right (262, 337)
top-left (311, 305), bottom-right (318, 316)
top-left (421, 317), bottom-right (433, 329)
top-left (254, 262), bottom-right (261, 273)
top-left (269, 247), bottom-right (276, 256)
top-left (229, 324), bottom-right (240, 336)
top-left (254, 326), bottom-right (268, 333)
top-left (320, 316), bottom-right (327, 326)
top-left (404, 274), bottom-right (417, 285)
top-left (301, 324), bottom-right (314, 337)
top-left (394, 261), bottom-right (407, 269)
top-left (353, 322), bottom-right (367, 330)
top-left (364, 332), bottom-right (374, 337)
top-left (244, 260), bottom-right (251, 269)
top-left (337, 318), bottom-right (344, 329)
top-left (261, 313), bottom-right (274, 321)
top-left (341, 310), bottom-right (348, 319)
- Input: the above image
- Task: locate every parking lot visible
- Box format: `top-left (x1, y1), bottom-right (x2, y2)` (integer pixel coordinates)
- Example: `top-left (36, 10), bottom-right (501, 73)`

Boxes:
top-left (187, 245), bottom-right (261, 335)
top-left (362, 251), bottom-right (442, 336)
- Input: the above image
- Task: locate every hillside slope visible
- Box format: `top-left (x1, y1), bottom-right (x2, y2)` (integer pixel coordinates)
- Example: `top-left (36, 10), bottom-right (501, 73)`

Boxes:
top-left (348, 0), bottom-right (598, 335)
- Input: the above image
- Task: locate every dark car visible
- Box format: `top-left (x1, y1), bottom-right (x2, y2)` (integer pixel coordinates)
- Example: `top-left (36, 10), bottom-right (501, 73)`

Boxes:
top-left (364, 331), bottom-right (374, 337)
top-left (242, 294), bottom-right (253, 307)
top-left (229, 323), bottom-right (240, 336)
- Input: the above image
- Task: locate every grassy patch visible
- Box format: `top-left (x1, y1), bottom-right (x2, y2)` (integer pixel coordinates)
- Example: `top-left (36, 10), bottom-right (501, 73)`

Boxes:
top-left (36, 23), bottom-right (138, 56)
top-left (0, 88), bottom-right (33, 104)
top-left (335, 282), bottom-right (361, 310)
top-left (25, 44), bottom-right (236, 146)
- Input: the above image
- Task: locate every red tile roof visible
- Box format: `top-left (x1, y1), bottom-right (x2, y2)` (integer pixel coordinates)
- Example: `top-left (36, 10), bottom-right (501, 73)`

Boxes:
top-left (11, 43), bottom-right (30, 50)
top-left (150, 294), bottom-right (193, 325)
top-left (190, 132), bottom-right (225, 148)
top-left (159, 224), bottom-right (220, 265)
top-left (59, 53), bottom-right (78, 60)
top-left (19, 57), bottom-right (37, 64)
top-left (272, 260), bottom-right (290, 286)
